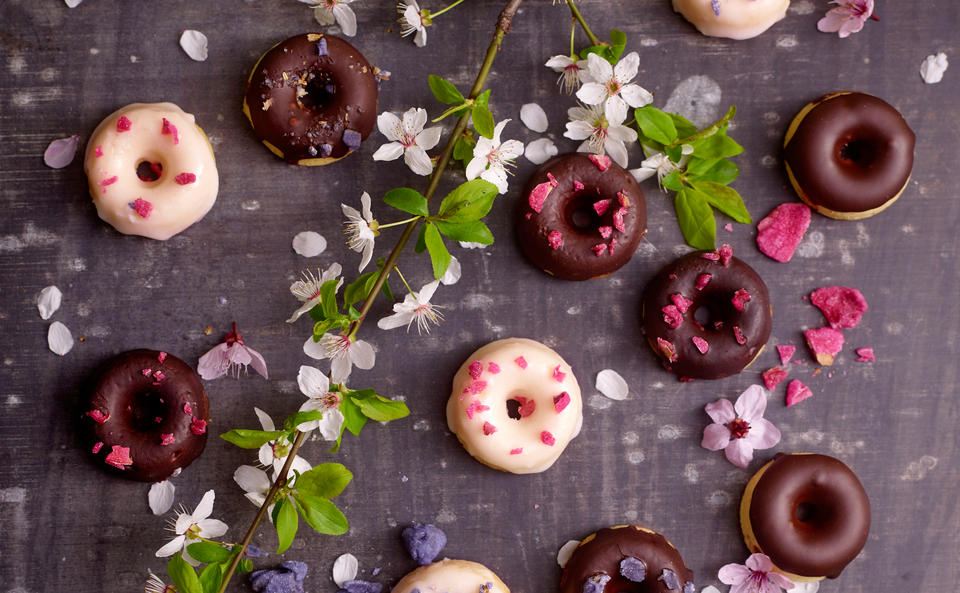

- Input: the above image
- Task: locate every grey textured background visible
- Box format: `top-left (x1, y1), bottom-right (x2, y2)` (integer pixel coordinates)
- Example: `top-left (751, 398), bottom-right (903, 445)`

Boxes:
top-left (1, 1), bottom-right (958, 592)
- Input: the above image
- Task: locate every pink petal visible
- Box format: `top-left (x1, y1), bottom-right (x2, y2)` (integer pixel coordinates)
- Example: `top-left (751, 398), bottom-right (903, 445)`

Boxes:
top-left (725, 438), bottom-right (754, 468)
top-left (817, 11), bottom-right (846, 33)
top-left (745, 553), bottom-right (775, 573)
top-left (768, 572), bottom-right (796, 590)
top-left (246, 346), bottom-right (269, 379)
top-left (43, 135), bottom-right (80, 168)
top-left (197, 343), bottom-right (230, 380)
top-left (744, 418), bottom-right (781, 450)
top-left (718, 563), bottom-right (751, 585)
top-left (734, 384), bottom-right (767, 422)
top-left (704, 398), bottom-right (736, 424)
top-left (702, 423), bottom-right (730, 451)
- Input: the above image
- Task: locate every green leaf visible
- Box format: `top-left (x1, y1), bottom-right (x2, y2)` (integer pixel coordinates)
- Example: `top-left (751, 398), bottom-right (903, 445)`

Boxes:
top-left (471, 104), bottom-right (495, 139)
top-left (339, 396), bottom-right (368, 437)
top-left (689, 181), bottom-right (752, 224)
top-left (435, 220), bottom-right (494, 245)
top-left (690, 131), bottom-right (743, 160)
top-left (453, 136), bottom-right (475, 168)
top-left (295, 463), bottom-right (353, 499)
top-left (220, 429), bottom-right (285, 449)
top-left (664, 144), bottom-right (683, 164)
top-left (675, 105), bottom-right (737, 146)
top-left (436, 179), bottom-right (498, 223)
top-left (661, 170), bottom-right (684, 192)
top-left (669, 112), bottom-right (698, 139)
top-left (239, 558), bottom-right (254, 573)
top-left (198, 563), bottom-right (222, 593)
top-left (294, 494), bottom-right (349, 535)
top-left (283, 410), bottom-right (324, 431)
top-left (352, 395), bottom-right (410, 422)
top-left (608, 29), bottom-right (627, 60)
top-left (634, 106), bottom-right (677, 145)
top-left (274, 498), bottom-right (298, 554)
top-left (383, 188), bottom-right (428, 217)
top-left (475, 89), bottom-right (491, 109)
top-left (344, 271), bottom-right (377, 307)
top-left (424, 224), bottom-right (451, 279)
top-left (414, 225), bottom-right (427, 254)
top-left (319, 279), bottom-right (340, 319)
top-left (168, 554), bottom-right (203, 593)
top-left (428, 74), bottom-right (465, 104)
top-left (186, 542), bottom-right (233, 564)
top-left (675, 187), bottom-right (717, 250)
top-left (686, 158), bottom-right (739, 185)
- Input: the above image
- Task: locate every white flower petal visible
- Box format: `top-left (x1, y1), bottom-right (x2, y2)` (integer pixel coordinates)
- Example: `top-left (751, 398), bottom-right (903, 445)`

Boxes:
top-left (620, 84), bottom-right (654, 109)
top-left (148, 480), bottom-right (176, 515)
top-left (373, 142), bottom-right (404, 162)
top-left (179, 30), bottom-right (208, 62)
top-left (197, 518), bottom-right (228, 539)
top-left (524, 137), bottom-right (558, 165)
top-left (193, 489), bottom-right (215, 521)
top-left (43, 135), bottom-right (80, 169)
top-left (564, 120), bottom-right (594, 142)
top-left (481, 166), bottom-right (509, 194)
top-left (404, 145), bottom-right (434, 176)
top-left (333, 553), bottom-right (359, 587)
top-left (921, 52), bottom-right (948, 84)
top-left (330, 355), bottom-right (352, 383)
top-left (520, 103), bottom-right (549, 133)
top-left (316, 408), bottom-right (345, 441)
top-left (37, 285), bottom-right (62, 320)
top-left (253, 406), bottom-right (275, 431)
top-left (586, 52), bottom-right (613, 82)
top-left (313, 6), bottom-right (336, 25)
top-left (65, 0), bottom-right (83, 6)
top-left (459, 241), bottom-right (487, 249)
top-left (575, 82), bottom-right (607, 106)
top-left (614, 52), bottom-right (640, 83)
top-left (604, 96), bottom-right (629, 124)
top-left (596, 369), bottom-right (629, 400)
top-left (360, 191), bottom-right (373, 221)
top-left (350, 339), bottom-right (376, 370)
top-left (440, 255), bottom-right (461, 285)
top-left (791, 582), bottom-right (820, 593)
top-left (155, 535), bottom-right (185, 558)
top-left (292, 231), bottom-right (327, 257)
top-left (701, 587), bottom-right (722, 593)
top-left (544, 55), bottom-right (573, 71)
top-left (234, 465), bottom-right (271, 494)
top-left (607, 123), bottom-right (638, 143)
top-left (332, 4), bottom-right (357, 36)
top-left (630, 167), bottom-right (656, 183)
top-left (417, 126), bottom-right (443, 151)
top-left (605, 138), bottom-right (629, 168)
top-left (258, 443), bottom-right (275, 467)
top-left (414, 27), bottom-right (427, 47)
top-left (498, 139), bottom-right (525, 160)
top-left (417, 280), bottom-right (441, 303)
top-left (464, 155), bottom-right (486, 181)
top-left (378, 310), bottom-right (413, 331)
top-left (403, 108), bottom-right (428, 136)
top-left (297, 365), bottom-right (330, 398)
top-left (557, 539), bottom-right (581, 568)
top-left (359, 242), bottom-right (374, 273)
top-left (376, 112), bottom-right (402, 141)
top-left (47, 321), bottom-right (74, 356)
top-left (303, 335), bottom-right (327, 360)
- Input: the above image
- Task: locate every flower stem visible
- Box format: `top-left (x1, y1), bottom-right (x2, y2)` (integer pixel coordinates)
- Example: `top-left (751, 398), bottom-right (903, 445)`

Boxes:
top-left (565, 0), bottom-right (600, 46)
top-left (378, 216), bottom-right (420, 230)
top-left (430, 0), bottom-right (467, 19)
top-left (569, 17), bottom-right (576, 57)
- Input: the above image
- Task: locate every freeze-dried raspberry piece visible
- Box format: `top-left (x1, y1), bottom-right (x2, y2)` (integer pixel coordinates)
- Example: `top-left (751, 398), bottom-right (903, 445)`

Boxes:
top-left (756, 202), bottom-right (811, 263)
top-left (855, 347), bottom-right (875, 362)
top-left (762, 366), bottom-right (789, 390)
top-left (528, 181), bottom-right (553, 213)
top-left (670, 293), bottom-right (693, 314)
top-left (804, 327), bottom-right (845, 366)
top-left (785, 379), bottom-right (814, 407)
top-left (731, 289), bottom-right (751, 311)
top-left (776, 344), bottom-right (796, 366)
top-left (662, 305), bottom-right (683, 328)
top-left (810, 286), bottom-right (869, 329)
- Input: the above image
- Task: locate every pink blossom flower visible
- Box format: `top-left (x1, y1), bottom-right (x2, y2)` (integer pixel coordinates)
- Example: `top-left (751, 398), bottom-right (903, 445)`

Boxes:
top-left (719, 553), bottom-right (795, 593)
top-left (701, 385), bottom-right (780, 468)
top-left (197, 323), bottom-right (268, 380)
top-left (817, 0), bottom-right (874, 38)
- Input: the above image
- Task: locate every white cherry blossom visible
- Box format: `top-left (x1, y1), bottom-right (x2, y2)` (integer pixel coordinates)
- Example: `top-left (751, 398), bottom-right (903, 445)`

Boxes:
top-left (373, 108), bottom-right (442, 175)
top-left (296, 365), bottom-right (345, 440)
top-left (397, 1), bottom-right (427, 47)
top-left (155, 490), bottom-right (228, 565)
top-left (287, 263), bottom-right (343, 323)
top-left (465, 119), bottom-right (524, 194)
top-left (252, 408), bottom-right (312, 475)
top-left (342, 192), bottom-right (377, 272)
top-left (564, 99), bottom-right (637, 168)
top-left (576, 52), bottom-right (653, 115)
top-left (544, 54), bottom-right (591, 94)
top-left (299, 0), bottom-right (358, 37)
top-left (377, 280), bottom-right (444, 334)
top-left (303, 333), bottom-right (376, 383)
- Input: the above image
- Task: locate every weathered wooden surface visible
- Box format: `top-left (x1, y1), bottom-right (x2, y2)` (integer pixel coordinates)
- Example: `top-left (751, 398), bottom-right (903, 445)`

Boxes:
top-left (1, 1), bottom-right (958, 592)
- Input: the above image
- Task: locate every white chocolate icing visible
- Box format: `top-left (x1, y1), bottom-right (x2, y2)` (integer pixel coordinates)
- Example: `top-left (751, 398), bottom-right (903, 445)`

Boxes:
top-left (446, 338), bottom-right (583, 474)
top-left (391, 559), bottom-right (510, 593)
top-left (83, 102), bottom-right (219, 240)
top-left (672, 0), bottom-right (790, 40)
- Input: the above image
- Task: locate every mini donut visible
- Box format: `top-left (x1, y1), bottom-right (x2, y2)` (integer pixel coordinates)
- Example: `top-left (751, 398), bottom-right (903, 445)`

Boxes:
top-left (559, 525), bottom-right (695, 593)
top-left (391, 558), bottom-right (510, 593)
top-left (783, 91), bottom-right (916, 220)
top-left (83, 102), bottom-right (219, 240)
top-left (243, 33), bottom-right (379, 165)
top-left (672, 0), bottom-right (789, 40)
top-left (740, 453), bottom-right (871, 581)
top-left (641, 245), bottom-right (772, 380)
top-left (83, 349), bottom-right (210, 482)
top-left (446, 338), bottom-right (583, 474)
top-left (517, 153), bottom-right (647, 281)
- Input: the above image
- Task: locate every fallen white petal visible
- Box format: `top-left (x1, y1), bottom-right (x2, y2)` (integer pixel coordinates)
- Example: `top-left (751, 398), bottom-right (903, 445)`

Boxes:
top-left (459, 241), bottom-right (488, 249)
top-left (47, 321), bottom-right (74, 356)
top-left (37, 285), bottom-right (63, 320)
top-left (524, 137), bottom-right (558, 165)
top-left (791, 582), bottom-right (820, 593)
top-left (148, 480), bottom-right (176, 515)
top-left (520, 103), bottom-right (549, 133)
top-left (556, 539), bottom-right (580, 568)
top-left (440, 255), bottom-right (461, 285)
top-left (64, 0), bottom-right (82, 7)
top-left (43, 135), bottom-right (80, 169)
top-left (179, 30), bottom-right (209, 62)
top-left (332, 553), bottom-right (358, 587)
top-left (596, 369), bottom-right (628, 400)
top-left (921, 52), bottom-right (948, 84)
top-left (292, 231), bottom-right (327, 257)
top-left (700, 587), bottom-right (721, 593)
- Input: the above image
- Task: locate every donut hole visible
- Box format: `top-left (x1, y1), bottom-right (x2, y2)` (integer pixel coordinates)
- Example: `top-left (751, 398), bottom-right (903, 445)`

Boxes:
top-left (128, 390), bottom-right (168, 432)
top-left (136, 160), bottom-right (163, 182)
top-left (505, 399), bottom-right (522, 420)
top-left (300, 70), bottom-right (338, 112)
top-left (837, 137), bottom-right (883, 170)
top-left (505, 394), bottom-right (536, 420)
top-left (563, 191), bottom-right (605, 233)
top-left (795, 500), bottom-right (833, 529)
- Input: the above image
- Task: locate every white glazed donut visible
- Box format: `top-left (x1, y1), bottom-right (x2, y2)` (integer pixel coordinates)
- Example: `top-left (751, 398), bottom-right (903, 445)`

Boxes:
top-left (83, 102), bottom-right (219, 240)
top-left (672, 0), bottom-right (790, 40)
top-left (446, 338), bottom-right (582, 474)
top-left (391, 559), bottom-right (510, 593)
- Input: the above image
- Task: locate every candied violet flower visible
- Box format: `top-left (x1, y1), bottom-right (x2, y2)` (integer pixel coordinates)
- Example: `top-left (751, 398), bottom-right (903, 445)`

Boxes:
top-left (342, 581), bottom-right (383, 593)
top-left (251, 561), bottom-right (308, 593)
top-left (402, 522), bottom-right (447, 565)
top-left (582, 574), bottom-right (611, 593)
top-left (719, 553), bottom-right (795, 593)
top-left (619, 557), bottom-right (646, 582)
top-left (701, 385), bottom-right (781, 468)
top-left (659, 568), bottom-right (680, 590)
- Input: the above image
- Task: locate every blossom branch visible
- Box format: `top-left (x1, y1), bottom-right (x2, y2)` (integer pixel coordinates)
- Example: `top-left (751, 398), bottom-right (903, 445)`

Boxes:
top-left (565, 0), bottom-right (601, 46)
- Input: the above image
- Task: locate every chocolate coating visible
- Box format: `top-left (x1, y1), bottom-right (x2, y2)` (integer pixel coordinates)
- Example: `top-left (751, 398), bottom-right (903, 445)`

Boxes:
top-left (243, 34), bottom-right (378, 164)
top-left (84, 349), bottom-right (210, 482)
top-left (747, 454), bottom-right (871, 578)
top-left (784, 92), bottom-right (915, 215)
top-left (517, 153), bottom-right (647, 281)
top-left (560, 526), bottom-right (694, 593)
top-left (642, 249), bottom-right (771, 380)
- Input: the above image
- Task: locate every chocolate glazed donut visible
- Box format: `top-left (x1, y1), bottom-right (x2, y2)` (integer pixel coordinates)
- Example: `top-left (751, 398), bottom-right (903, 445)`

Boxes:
top-left (783, 91), bottom-right (915, 220)
top-left (741, 453), bottom-right (871, 580)
top-left (560, 526), bottom-right (695, 593)
top-left (517, 153), bottom-right (647, 281)
top-left (642, 246), bottom-right (772, 380)
top-left (83, 349), bottom-right (210, 482)
top-left (243, 34), bottom-right (378, 165)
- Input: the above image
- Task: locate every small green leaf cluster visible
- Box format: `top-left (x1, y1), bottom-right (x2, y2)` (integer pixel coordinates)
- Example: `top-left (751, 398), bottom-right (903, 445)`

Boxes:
top-left (579, 29), bottom-right (626, 65)
top-left (428, 74), bottom-right (494, 138)
top-left (166, 545), bottom-right (251, 593)
top-left (305, 261), bottom-right (394, 341)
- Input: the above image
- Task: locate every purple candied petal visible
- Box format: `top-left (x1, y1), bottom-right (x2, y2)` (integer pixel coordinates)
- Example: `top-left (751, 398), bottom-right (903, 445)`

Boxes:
top-left (342, 129), bottom-right (362, 151)
top-left (479, 582), bottom-right (495, 593)
top-left (279, 561), bottom-right (308, 583)
top-left (683, 581), bottom-right (696, 593)
top-left (43, 134), bottom-right (80, 168)
top-left (320, 143), bottom-right (333, 157)
top-left (245, 544), bottom-right (267, 558)
top-left (582, 574), bottom-right (611, 593)
top-left (250, 562), bottom-right (308, 593)
top-left (402, 523), bottom-right (447, 565)
top-left (711, 0), bottom-right (721, 16)
top-left (317, 38), bottom-right (328, 56)
top-left (659, 568), bottom-right (681, 590)
top-left (619, 557), bottom-right (646, 582)
top-left (343, 580), bottom-right (383, 593)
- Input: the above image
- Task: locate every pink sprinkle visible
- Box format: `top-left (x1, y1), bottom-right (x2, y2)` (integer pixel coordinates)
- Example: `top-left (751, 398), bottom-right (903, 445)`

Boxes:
top-left (573, 180), bottom-right (585, 191)
top-left (141, 368), bottom-right (152, 376)
top-left (732, 289), bottom-right (752, 311)
top-left (671, 293), bottom-right (693, 314)
top-left (588, 153), bottom-right (611, 171)
top-left (810, 286), bottom-right (869, 329)
top-left (661, 305), bottom-right (683, 329)
top-left (465, 399), bottom-right (490, 419)
top-left (510, 448), bottom-right (523, 455)
top-left (609, 238), bottom-right (617, 254)
top-left (469, 360), bottom-right (483, 380)
top-left (701, 251), bottom-right (720, 262)
top-left (613, 207), bottom-right (627, 232)
top-left (756, 202), bottom-right (812, 263)
top-left (591, 243), bottom-right (607, 257)
top-left (86, 409), bottom-right (109, 424)
top-left (733, 326), bottom-right (747, 345)
top-left (161, 433), bottom-right (176, 446)
top-left (514, 356), bottom-right (527, 369)
top-left (175, 172), bottom-right (196, 185)
top-left (777, 345), bottom-right (796, 366)
top-left (482, 421), bottom-right (497, 436)
top-left (762, 366), bottom-right (789, 390)
top-left (94, 145), bottom-right (103, 157)
top-left (99, 175), bottom-right (118, 187)
top-left (91, 442), bottom-right (104, 454)
top-left (104, 445), bottom-right (133, 469)
top-left (528, 181), bottom-right (553, 213)
top-left (488, 362), bottom-right (501, 374)
top-left (786, 379), bottom-right (814, 407)
top-left (546, 172), bottom-right (559, 187)
top-left (153, 370), bottom-right (165, 381)
top-left (724, 223), bottom-right (733, 232)
top-left (593, 199), bottom-right (612, 216)
top-left (190, 417), bottom-right (207, 435)
top-left (161, 117), bottom-right (179, 145)
top-left (657, 338), bottom-right (678, 363)
top-left (462, 380), bottom-right (487, 395)
top-left (692, 336), bottom-right (709, 354)
top-left (540, 430), bottom-right (556, 446)
top-left (131, 198), bottom-right (153, 219)
top-left (598, 226), bottom-right (613, 239)
top-left (553, 391), bottom-right (570, 413)
top-left (695, 274), bottom-right (712, 290)
top-left (553, 365), bottom-right (566, 383)
top-left (856, 347), bottom-right (875, 363)
top-left (116, 116), bottom-right (132, 132)
top-left (157, 351), bottom-right (167, 363)
top-left (547, 230), bottom-right (563, 250)
top-left (719, 244), bottom-right (733, 266)
top-left (617, 191), bottom-right (629, 206)
top-left (668, 273), bottom-right (678, 280)
top-left (183, 403), bottom-right (192, 415)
